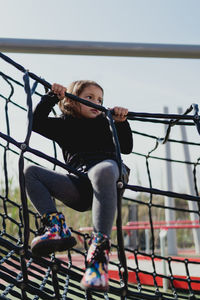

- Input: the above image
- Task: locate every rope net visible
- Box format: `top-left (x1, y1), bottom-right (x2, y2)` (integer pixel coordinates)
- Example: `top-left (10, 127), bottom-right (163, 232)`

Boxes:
top-left (0, 53), bottom-right (200, 300)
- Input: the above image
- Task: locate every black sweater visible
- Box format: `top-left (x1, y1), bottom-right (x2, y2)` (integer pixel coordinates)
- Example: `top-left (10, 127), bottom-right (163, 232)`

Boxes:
top-left (33, 93), bottom-right (133, 172)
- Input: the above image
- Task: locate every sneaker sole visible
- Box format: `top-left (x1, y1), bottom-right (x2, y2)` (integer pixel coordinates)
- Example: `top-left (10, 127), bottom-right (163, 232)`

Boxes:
top-left (80, 280), bottom-right (109, 293)
top-left (32, 236), bottom-right (77, 257)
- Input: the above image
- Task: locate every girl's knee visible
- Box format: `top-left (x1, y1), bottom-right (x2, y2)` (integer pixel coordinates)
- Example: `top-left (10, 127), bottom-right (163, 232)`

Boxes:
top-left (24, 165), bottom-right (39, 179)
top-left (101, 164), bottom-right (118, 178)
top-left (89, 160), bottom-right (119, 184)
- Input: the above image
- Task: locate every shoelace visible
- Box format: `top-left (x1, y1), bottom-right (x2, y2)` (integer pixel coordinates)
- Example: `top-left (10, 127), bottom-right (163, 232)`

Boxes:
top-left (37, 226), bottom-right (46, 235)
top-left (36, 216), bottom-right (50, 235)
top-left (36, 214), bottom-right (62, 236)
top-left (88, 238), bottom-right (110, 266)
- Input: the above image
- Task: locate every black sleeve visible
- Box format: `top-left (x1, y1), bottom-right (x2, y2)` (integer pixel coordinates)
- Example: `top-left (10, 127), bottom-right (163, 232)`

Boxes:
top-left (115, 120), bottom-right (133, 154)
top-left (32, 93), bottom-right (64, 143)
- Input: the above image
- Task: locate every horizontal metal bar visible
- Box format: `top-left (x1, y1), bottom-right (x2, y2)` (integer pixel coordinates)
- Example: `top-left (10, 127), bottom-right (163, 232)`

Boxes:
top-left (0, 38), bottom-right (200, 58)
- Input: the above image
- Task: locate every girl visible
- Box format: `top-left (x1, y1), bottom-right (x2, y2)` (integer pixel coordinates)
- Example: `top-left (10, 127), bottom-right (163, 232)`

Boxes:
top-left (25, 80), bottom-right (133, 292)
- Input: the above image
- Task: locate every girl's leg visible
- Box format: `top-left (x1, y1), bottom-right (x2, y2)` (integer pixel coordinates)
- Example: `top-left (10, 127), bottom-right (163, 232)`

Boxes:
top-left (24, 165), bottom-right (82, 256)
top-left (25, 165), bottom-right (83, 215)
top-left (81, 159), bottom-right (119, 292)
top-left (87, 159), bottom-right (119, 237)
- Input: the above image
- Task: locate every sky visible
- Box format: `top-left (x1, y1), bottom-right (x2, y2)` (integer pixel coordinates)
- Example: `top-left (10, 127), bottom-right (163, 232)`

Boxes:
top-left (1, 0), bottom-right (200, 194)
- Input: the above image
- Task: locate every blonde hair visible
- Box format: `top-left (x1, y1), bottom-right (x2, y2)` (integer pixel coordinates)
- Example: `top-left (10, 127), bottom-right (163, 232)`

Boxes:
top-left (58, 80), bottom-right (104, 117)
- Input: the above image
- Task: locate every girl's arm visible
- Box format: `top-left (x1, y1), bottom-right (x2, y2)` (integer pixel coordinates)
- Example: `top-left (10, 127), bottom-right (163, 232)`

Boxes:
top-left (33, 92), bottom-right (63, 142)
top-left (33, 83), bottom-right (67, 142)
top-left (115, 120), bottom-right (133, 154)
top-left (112, 106), bottom-right (133, 154)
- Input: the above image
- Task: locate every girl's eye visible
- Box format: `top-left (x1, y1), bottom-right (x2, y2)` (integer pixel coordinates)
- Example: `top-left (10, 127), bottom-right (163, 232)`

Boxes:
top-left (86, 96), bottom-right (92, 99)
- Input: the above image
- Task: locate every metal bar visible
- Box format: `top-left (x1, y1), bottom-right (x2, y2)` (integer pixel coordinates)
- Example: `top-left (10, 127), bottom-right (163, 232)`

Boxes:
top-left (0, 38), bottom-right (200, 58)
top-left (164, 106), bottom-right (177, 256)
top-left (178, 107), bottom-right (200, 254)
top-left (159, 230), bottom-right (168, 292)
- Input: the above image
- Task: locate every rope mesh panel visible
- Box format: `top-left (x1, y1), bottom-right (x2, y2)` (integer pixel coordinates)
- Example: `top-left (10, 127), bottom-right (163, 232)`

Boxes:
top-left (0, 53), bottom-right (200, 299)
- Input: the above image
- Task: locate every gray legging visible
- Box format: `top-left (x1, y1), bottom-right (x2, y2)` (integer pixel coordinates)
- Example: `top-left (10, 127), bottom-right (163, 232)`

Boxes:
top-left (25, 159), bottom-right (119, 237)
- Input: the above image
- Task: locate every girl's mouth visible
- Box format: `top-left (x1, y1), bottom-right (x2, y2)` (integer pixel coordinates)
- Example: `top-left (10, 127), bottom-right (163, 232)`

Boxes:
top-left (90, 109), bottom-right (98, 114)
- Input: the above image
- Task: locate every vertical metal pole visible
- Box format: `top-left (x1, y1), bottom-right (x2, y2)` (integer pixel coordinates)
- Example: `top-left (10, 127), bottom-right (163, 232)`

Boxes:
top-left (178, 107), bottom-right (200, 254)
top-left (160, 230), bottom-right (168, 291)
top-left (164, 107), bottom-right (178, 256)
top-left (145, 229), bottom-right (150, 254)
top-left (128, 204), bottom-right (137, 249)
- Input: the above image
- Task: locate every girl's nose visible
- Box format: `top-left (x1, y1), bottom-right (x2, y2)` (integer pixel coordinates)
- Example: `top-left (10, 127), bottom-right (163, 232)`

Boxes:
top-left (93, 99), bottom-right (100, 104)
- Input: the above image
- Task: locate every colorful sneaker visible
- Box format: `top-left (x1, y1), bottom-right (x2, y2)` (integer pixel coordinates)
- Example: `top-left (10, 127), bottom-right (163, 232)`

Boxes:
top-left (80, 232), bottom-right (110, 292)
top-left (31, 212), bottom-right (76, 256)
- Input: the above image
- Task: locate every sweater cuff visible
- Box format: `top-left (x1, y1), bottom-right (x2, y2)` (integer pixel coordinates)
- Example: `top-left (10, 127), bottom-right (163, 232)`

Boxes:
top-left (114, 119), bottom-right (129, 127)
top-left (41, 92), bottom-right (60, 105)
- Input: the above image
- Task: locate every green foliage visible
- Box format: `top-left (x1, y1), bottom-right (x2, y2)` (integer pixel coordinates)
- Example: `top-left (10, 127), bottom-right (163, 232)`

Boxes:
top-left (0, 182), bottom-right (195, 252)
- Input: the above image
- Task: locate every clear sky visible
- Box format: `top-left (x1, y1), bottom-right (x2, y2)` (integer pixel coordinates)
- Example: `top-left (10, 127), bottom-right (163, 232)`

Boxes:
top-left (1, 0), bottom-right (200, 193)
top-left (1, 0), bottom-right (200, 112)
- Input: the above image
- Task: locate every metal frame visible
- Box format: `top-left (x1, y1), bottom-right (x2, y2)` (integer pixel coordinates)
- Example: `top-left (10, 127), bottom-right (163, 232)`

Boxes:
top-left (0, 38), bottom-right (200, 58)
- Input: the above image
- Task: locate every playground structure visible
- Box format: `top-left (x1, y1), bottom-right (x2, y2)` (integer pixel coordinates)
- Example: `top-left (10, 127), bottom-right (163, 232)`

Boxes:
top-left (0, 42), bottom-right (200, 299)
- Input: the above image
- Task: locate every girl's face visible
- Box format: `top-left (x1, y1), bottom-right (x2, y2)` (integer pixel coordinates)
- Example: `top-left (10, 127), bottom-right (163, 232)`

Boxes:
top-left (78, 85), bottom-right (103, 118)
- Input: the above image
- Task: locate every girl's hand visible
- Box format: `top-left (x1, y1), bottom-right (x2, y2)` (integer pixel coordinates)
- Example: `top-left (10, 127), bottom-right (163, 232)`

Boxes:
top-left (111, 106), bottom-right (128, 122)
top-left (51, 83), bottom-right (67, 100)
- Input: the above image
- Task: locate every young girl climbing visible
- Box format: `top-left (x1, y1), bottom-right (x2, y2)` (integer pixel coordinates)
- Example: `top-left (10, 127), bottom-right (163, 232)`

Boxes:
top-left (25, 80), bottom-right (133, 292)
